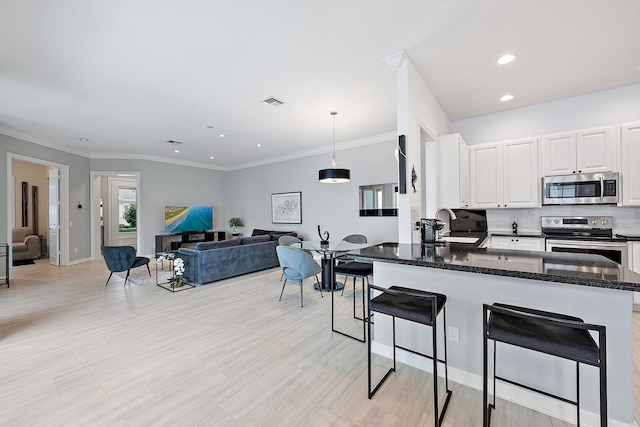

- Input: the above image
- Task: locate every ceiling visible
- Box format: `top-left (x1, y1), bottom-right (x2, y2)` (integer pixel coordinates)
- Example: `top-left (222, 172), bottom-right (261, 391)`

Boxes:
top-left (1, 0), bottom-right (639, 170)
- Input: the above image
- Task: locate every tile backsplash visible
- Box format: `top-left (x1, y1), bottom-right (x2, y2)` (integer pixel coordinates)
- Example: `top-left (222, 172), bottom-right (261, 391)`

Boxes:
top-left (487, 205), bottom-right (640, 234)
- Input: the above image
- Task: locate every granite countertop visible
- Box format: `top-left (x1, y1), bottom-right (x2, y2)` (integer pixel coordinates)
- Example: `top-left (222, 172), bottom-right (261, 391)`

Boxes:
top-left (352, 242), bottom-right (640, 292)
top-left (616, 233), bottom-right (640, 241)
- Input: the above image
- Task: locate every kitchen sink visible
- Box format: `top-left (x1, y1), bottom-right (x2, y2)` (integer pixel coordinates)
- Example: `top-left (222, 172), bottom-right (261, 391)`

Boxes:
top-left (440, 236), bottom-right (479, 244)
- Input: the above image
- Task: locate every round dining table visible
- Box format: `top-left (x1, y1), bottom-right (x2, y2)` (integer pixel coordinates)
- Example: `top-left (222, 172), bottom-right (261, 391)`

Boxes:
top-left (300, 240), bottom-right (369, 292)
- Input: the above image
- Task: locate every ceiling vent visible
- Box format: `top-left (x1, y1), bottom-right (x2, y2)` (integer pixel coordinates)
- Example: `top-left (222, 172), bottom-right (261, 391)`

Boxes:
top-left (261, 97), bottom-right (284, 107)
top-left (166, 140), bottom-right (183, 145)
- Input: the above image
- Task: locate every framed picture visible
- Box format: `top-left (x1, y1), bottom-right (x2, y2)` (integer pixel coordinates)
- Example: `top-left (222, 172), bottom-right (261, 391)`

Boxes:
top-left (272, 192), bottom-right (302, 224)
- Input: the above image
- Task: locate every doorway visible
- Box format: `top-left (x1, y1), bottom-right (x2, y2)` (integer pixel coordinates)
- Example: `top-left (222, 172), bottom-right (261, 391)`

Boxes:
top-left (90, 172), bottom-right (141, 259)
top-left (6, 153), bottom-right (69, 271)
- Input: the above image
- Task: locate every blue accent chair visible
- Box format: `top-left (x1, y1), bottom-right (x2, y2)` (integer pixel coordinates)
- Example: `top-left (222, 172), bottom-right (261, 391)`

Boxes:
top-left (100, 246), bottom-right (150, 286)
top-left (276, 245), bottom-right (322, 307)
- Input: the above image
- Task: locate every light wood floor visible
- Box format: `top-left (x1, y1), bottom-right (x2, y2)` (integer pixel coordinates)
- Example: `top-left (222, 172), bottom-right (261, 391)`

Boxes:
top-left (0, 259), bottom-right (636, 426)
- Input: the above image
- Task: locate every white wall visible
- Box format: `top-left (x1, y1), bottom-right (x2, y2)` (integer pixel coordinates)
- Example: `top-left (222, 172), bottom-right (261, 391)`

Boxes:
top-left (451, 83), bottom-right (640, 145)
top-left (393, 53), bottom-right (451, 243)
top-left (90, 159), bottom-right (227, 256)
top-left (224, 138), bottom-right (398, 244)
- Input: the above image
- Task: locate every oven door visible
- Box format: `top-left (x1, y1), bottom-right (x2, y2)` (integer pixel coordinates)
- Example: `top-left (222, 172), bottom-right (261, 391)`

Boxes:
top-left (545, 239), bottom-right (628, 267)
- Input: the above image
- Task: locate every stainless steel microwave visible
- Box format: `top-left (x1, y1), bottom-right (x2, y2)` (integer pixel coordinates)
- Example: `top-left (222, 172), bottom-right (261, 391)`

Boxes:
top-left (542, 172), bottom-right (619, 205)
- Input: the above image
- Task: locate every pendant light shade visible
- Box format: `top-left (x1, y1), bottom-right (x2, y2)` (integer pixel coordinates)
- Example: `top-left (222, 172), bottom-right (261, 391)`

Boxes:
top-left (319, 111), bottom-right (351, 183)
top-left (319, 167), bottom-right (351, 183)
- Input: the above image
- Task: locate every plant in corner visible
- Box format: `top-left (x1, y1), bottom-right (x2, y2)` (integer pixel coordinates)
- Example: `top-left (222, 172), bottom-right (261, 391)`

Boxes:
top-left (228, 217), bottom-right (244, 234)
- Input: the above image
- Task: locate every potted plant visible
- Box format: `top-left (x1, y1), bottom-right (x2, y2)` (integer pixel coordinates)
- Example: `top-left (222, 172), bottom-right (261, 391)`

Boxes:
top-left (228, 217), bottom-right (244, 236)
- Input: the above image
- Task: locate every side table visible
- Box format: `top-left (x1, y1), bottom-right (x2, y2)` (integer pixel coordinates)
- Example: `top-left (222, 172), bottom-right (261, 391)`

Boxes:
top-left (0, 243), bottom-right (9, 287)
top-left (155, 251), bottom-right (195, 292)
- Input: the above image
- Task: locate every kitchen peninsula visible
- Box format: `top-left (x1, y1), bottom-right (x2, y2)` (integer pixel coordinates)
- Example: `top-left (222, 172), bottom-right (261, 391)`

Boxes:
top-left (353, 242), bottom-right (640, 426)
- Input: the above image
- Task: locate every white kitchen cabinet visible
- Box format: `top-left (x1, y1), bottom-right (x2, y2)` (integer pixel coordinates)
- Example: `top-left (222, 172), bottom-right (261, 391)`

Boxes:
top-left (542, 126), bottom-right (616, 176)
top-left (469, 143), bottom-right (502, 208)
top-left (466, 252), bottom-right (542, 273)
top-left (502, 138), bottom-right (539, 208)
top-left (437, 133), bottom-right (470, 208)
top-left (459, 142), bottom-right (470, 208)
top-left (620, 122), bottom-right (640, 206)
top-left (485, 236), bottom-right (545, 251)
top-left (469, 138), bottom-right (539, 209)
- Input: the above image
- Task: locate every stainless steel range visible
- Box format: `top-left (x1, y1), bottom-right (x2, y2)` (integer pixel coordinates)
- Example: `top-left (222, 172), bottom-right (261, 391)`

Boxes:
top-left (542, 216), bottom-right (628, 267)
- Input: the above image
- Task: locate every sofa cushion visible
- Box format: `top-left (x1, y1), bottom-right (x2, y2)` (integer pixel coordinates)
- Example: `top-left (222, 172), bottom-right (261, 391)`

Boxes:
top-left (240, 235), bottom-right (271, 245)
top-left (194, 239), bottom-right (241, 251)
top-left (269, 232), bottom-right (297, 241)
top-left (251, 229), bottom-right (272, 236)
top-left (251, 228), bottom-right (297, 238)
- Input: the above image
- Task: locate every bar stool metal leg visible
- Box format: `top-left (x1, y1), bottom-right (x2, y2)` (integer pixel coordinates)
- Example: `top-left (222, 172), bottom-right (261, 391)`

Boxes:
top-left (367, 285), bottom-right (452, 426)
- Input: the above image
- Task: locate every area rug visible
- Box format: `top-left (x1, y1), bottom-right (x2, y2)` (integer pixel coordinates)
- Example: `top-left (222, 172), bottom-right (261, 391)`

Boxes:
top-left (114, 265), bottom-right (173, 286)
top-left (12, 259), bottom-right (35, 266)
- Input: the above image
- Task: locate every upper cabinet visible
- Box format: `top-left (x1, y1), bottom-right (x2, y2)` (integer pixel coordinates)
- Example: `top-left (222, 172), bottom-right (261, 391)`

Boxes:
top-left (469, 143), bottom-right (501, 208)
top-left (502, 138), bottom-right (539, 208)
top-left (469, 138), bottom-right (539, 209)
top-left (542, 126), bottom-right (616, 176)
top-left (621, 122), bottom-right (640, 206)
top-left (437, 134), bottom-right (470, 208)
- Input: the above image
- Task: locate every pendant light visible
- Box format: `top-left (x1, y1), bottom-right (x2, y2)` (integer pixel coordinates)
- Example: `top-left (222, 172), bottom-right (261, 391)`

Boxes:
top-left (319, 111), bottom-right (351, 183)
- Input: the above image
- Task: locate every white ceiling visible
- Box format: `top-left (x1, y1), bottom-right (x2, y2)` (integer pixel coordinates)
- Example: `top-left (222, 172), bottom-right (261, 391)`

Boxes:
top-left (1, 0), bottom-right (639, 169)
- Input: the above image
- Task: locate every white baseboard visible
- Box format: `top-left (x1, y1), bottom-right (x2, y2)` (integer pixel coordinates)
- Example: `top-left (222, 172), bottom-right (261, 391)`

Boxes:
top-left (68, 257), bottom-right (91, 265)
top-left (371, 342), bottom-right (633, 427)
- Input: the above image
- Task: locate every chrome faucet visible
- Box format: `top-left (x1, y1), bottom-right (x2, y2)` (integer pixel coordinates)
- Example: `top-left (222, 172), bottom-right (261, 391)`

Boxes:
top-left (435, 207), bottom-right (457, 239)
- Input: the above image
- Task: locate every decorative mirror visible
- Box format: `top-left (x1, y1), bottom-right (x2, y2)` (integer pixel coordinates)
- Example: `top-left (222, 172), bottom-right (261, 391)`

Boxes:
top-left (359, 183), bottom-right (398, 217)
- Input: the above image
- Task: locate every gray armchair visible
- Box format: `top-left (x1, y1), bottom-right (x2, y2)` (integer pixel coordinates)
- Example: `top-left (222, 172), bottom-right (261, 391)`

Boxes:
top-left (12, 227), bottom-right (40, 262)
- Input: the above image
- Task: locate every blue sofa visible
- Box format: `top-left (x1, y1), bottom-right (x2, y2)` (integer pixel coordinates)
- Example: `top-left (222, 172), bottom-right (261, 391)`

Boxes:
top-left (177, 234), bottom-right (282, 286)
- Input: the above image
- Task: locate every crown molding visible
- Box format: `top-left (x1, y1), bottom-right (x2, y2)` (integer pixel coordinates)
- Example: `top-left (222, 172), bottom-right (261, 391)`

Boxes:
top-left (1, 125), bottom-right (396, 172)
top-left (383, 50), bottom-right (407, 72)
top-left (227, 131), bottom-right (397, 171)
top-left (89, 152), bottom-right (229, 171)
top-left (0, 125), bottom-right (90, 158)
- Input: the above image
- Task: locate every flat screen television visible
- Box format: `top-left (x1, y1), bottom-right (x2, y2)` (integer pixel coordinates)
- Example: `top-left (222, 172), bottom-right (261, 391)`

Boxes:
top-left (165, 205), bottom-right (213, 234)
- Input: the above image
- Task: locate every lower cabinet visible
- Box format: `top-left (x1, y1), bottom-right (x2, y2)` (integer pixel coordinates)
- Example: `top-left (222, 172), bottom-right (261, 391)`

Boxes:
top-left (485, 236), bottom-right (545, 252)
top-left (466, 253), bottom-right (542, 273)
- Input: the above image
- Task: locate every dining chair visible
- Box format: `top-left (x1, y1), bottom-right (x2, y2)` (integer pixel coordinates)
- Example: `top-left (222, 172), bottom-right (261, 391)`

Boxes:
top-left (276, 245), bottom-right (322, 307)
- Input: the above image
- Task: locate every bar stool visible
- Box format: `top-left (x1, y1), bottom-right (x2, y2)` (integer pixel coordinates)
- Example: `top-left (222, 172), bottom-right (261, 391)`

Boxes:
top-left (483, 303), bottom-right (607, 427)
top-left (332, 260), bottom-right (372, 342)
top-left (367, 284), bottom-right (452, 426)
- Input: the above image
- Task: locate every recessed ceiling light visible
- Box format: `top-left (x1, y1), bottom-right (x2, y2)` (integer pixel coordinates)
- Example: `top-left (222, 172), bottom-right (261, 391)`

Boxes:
top-left (497, 54), bottom-right (516, 65)
top-left (500, 94), bottom-right (514, 102)
top-left (219, 134), bottom-right (225, 138)
top-left (174, 149), bottom-right (180, 153)
top-left (210, 156), bottom-right (214, 159)
top-left (257, 144), bottom-right (262, 147)
top-left (79, 137), bottom-right (90, 142)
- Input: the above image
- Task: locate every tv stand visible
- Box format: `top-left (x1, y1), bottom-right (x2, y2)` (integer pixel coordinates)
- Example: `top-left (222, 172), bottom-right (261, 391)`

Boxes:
top-left (155, 231), bottom-right (226, 254)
